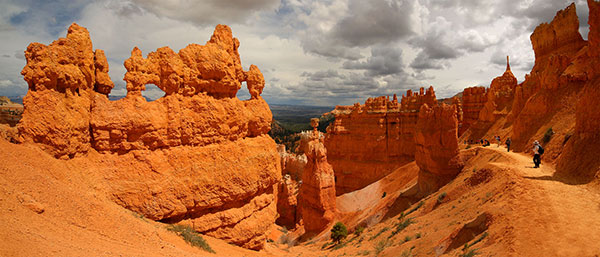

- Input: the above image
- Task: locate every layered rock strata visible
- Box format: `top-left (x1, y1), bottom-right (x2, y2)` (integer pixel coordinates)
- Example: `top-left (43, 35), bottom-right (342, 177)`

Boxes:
top-left (555, 0), bottom-right (600, 182)
top-left (461, 86), bottom-right (487, 135)
top-left (415, 104), bottom-right (463, 193)
top-left (298, 119), bottom-right (336, 235)
top-left (325, 87), bottom-right (436, 194)
top-left (510, 3), bottom-right (587, 150)
top-left (17, 23), bottom-right (280, 250)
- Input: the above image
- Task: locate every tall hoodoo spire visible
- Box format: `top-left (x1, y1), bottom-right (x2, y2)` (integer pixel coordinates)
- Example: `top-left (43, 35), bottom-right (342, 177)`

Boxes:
top-left (506, 55), bottom-right (511, 72)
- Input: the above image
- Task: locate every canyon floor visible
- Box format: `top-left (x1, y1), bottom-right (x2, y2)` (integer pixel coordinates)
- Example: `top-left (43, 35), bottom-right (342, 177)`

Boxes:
top-left (2, 136), bottom-right (599, 257)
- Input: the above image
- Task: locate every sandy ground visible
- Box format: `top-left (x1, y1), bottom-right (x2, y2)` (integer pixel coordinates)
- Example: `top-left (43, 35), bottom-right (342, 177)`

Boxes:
top-left (2, 138), bottom-right (600, 256)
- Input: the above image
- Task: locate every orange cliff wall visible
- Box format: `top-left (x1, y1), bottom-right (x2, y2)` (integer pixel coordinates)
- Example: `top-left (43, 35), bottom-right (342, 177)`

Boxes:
top-left (556, 0), bottom-right (600, 183)
top-left (415, 103), bottom-right (463, 194)
top-left (17, 23), bottom-right (280, 250)
top-left (510, 3), bottom-right (587, 152)
top-left (298, 127), bottom-right (336, 235)
top-left (325, 87), bottom-right (436, 195)
top-left (461, 86), bottom-right (487, 135)
top-left (459, 3), bottom-right (589, 162)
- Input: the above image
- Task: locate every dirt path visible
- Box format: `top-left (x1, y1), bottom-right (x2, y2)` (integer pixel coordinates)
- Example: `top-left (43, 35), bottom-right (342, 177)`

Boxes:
top-left (488, 146), bottom-right (600, 256)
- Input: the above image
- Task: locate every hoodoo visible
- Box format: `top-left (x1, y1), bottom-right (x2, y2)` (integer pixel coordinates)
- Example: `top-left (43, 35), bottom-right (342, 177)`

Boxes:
top-left (17, 23), bottom-right (281, 250)
top-left (298, 118), bottom-right (336, 235)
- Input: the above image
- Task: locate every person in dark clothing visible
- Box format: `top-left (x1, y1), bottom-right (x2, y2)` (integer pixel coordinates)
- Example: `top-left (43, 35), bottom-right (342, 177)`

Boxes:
top-left (532, 140), bottom-right (541, 168)
top-left (505, 137), bottom-right (512, 152)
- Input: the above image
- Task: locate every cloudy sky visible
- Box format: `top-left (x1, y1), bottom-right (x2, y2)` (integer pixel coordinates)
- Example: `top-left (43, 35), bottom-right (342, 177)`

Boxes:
top-left (0, 0), bottom-right (591, 106)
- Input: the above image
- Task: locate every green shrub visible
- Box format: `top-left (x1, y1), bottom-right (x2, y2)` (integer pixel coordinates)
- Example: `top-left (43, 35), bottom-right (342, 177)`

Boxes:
top-left (405, 201), bottom-right (424, 216)
top-left (403, 235), bottom-right (412, 242)
top-left (331, 222), bottom-right (348, 244)
top-left (437, 192), bottom-right (447, 204)
top-left (354, 226), bottom-right (365, 236)
top-left (542, 127), bottom-right (554, 143)
top-left (389, 218), bottom-right (415, 238)
top-left (415, 232), bottom-right (422, 239)
top-left (375, 240), bottom-right (389, 255)
top-left (369, 227), bottom-right (390, 241)
top-left (167, 225), bottom-right (215, 253)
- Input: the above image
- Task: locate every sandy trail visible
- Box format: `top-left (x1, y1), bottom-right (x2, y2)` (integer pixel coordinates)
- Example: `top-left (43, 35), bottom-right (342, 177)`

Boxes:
top-left (487, 146), bottom-right (600, 256)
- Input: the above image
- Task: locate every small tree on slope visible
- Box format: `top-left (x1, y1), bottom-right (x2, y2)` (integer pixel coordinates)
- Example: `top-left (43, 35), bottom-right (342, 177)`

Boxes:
top-left (331, 222), bottom-right (348, 244)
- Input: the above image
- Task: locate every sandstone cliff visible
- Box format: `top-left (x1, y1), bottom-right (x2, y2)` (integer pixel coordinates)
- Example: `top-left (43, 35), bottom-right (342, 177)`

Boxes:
top-left (555, 0), bottom-right (600, 183)
top-left (325, 87), bottom-right (436, 195)
top-left (458, 3), bottom-right (588, 163)
top-left (17, 23), bottom-right (280, 250)
top-left (415, 104), bottom-right (463, 193)
top-left (298, 121), bottom-right (336, 235)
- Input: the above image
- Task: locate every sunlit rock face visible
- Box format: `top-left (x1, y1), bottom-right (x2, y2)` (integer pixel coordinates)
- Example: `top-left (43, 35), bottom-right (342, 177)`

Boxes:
top-left (18, 23), bottom-right (280, 250)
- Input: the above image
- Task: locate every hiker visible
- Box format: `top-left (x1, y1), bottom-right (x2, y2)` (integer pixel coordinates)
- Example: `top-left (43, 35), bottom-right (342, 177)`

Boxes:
top-left (505, 137), bottom-right (512, 152)
top-left (483, 139), bottom-right (490, 147)
top-left (496, 136), bottom-right (501, 147)
top-left (532, 140), bottom-right (543, 168)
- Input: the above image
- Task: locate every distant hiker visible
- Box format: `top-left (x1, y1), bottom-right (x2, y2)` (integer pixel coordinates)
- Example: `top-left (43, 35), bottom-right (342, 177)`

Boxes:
top-left (505, 137), bottom-right (512, 152)
top-left (483, 139), bottom-right (490, 147)
top-left (532, 140), bottom-right (543, 168)
top-left (496, 136), bottom-right (501, 147)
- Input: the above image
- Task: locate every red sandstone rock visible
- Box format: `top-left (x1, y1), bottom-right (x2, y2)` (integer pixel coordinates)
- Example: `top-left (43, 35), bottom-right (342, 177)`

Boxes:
top-left (276, 174), bottom-right (299, 229)
top-left (94, 50), bottom-right (114, 95)
top-left (478, 57), bottom-right (517, 123)
top-left (18, 23), bottom-right (100, 158)
top-left (123, 25), bottom-right (263, 99)
top-left (461, 86), bottom-right (487, 134)
top-left (415, 103), bottom-right (463, 193)
top-left (17, 23), bottom-right (280, 250)
top-left (555, 0), bottom-right (600, 182)
top-left (510, 3), bottom-right (587, 150)
top-left (325, 87), bottom-right (436, 194)
top-left (298, 120), bottom-right (336, 235)
top-left (530, 3), bottom-right (585, 66)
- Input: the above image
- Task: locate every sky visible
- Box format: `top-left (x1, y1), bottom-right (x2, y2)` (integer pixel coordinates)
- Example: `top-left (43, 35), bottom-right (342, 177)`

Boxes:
top-left (0, 0), bottom-right (591, 106)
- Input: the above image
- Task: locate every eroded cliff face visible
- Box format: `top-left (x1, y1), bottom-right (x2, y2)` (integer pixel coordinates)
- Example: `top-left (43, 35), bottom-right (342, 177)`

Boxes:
top-left (17, 23), bottom-right (280, 250)
top-left (461, 86), bottom-right (487, 135)
top-left (555, 0), bottom-right (600, 183)
top-left (415, 104), bottom-right (463, 193)
top-left (510, 3), bottom-right (587, 151)
top-left (325, 87), bottom-right (436, 195)
top-left (298, 126), bottom-right (336, 235)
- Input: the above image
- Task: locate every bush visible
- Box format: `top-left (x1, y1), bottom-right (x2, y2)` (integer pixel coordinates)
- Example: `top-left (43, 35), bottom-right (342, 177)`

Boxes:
top-left (542, 127), bottom-right (554, 143)
top-left (389, 218), bottom-right (415, 238)
top-left (437, 192), bottom-right (447, 204)
top-left (354, 225), bottom-right (365, 236)
top-left (331, 222), bottom-right (348, 244)
top-left (375, 240), bottom-right (389, 255)
top-left (167, 225), bottom-right (215, 253)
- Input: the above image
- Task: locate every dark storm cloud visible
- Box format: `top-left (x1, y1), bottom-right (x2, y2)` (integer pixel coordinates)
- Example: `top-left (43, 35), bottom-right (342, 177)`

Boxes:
top-left (332, 0), bottom-right (414, 47)
top-left (342, 45), bottom-right (404, 76)
top-left (5, 0), bottom-right (90, 36)
top-left (298, 0), bottom-right (415, 60)
top-left (129, 0), bottom-right (279, 26)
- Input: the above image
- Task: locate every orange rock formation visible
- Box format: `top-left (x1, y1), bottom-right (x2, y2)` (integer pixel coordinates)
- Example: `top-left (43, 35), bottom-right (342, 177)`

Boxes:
top-left (17, 23), bottom-right (280, 250)
top-left (555, 0), bottom-right (600, 183)
top-left (510, 3), bottom-right (586, 150)
top-left (298, 119), bottom-right (336, 235)
top-left (461, 86), bottom-right (487, 135)
top-left (415, 104), bottom-right (463, 193)
top-left (325, 87), bottom-right (436, 194)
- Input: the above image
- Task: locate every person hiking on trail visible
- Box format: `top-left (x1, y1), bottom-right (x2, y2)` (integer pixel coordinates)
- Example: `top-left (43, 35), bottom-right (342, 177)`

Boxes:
top-left (505, 137), bottom-right (512, 152)
top-left (496, 136), bottom-right (501, 147)
top-left (532, 140), bottom-right (543, 168)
